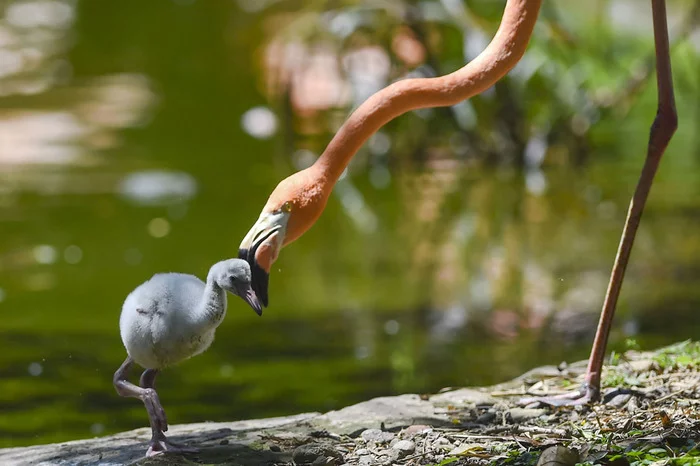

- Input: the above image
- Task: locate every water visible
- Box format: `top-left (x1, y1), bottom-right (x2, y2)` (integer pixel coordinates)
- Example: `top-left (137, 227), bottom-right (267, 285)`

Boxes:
top-left (1, 0), bottom-right (700, 448)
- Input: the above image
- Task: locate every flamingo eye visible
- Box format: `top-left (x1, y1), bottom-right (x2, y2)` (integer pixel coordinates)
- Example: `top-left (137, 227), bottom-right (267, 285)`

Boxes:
top-left (282, 201), bottom-right (292, 212)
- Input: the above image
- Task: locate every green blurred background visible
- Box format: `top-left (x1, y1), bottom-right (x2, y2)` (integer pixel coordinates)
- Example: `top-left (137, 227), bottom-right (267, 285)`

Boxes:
top-left (0, 0), bottom-right (699, 448)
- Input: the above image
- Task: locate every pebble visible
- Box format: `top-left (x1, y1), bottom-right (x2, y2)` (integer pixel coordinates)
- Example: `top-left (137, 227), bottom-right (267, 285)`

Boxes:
top-left (433, 436), bottom-right (451, 445)
top-left (536, 445), bottom-right (579, 466)
top-left (392, 440), bottom-right (415, 457)
top-left (628, 359), bottom-right (653, 372)
top-left (607, 394), bottom-right (632, 408)
top-left (508, 407), bottom-right (546, 422)
top-left (627, 396), bottom-right (640, 413)
top-left (292, 443), bottom-right (344, 466)
top-left (377, 448), bottom-right (400, 464)
top-left (432, 436), bottom-right (453, 451)
top-left (360, 428), bottom-right (395, 444)
top-left (402, 424), bottom-right (432, 437)
top-left (476, 411), bottom-right (496, 424)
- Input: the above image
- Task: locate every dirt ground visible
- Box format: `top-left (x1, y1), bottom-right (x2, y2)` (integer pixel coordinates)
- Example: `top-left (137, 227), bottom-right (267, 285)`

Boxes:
top-left (286, 340), bottom-right (700, 466)
top-left (3, 341), bottom-right (699, 466)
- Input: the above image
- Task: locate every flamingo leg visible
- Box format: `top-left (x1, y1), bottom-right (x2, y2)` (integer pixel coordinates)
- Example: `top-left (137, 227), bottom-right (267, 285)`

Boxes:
top-left (523, 0), bottom-right (677, 407)
top-left (113, 358), bottom-right (196, 456)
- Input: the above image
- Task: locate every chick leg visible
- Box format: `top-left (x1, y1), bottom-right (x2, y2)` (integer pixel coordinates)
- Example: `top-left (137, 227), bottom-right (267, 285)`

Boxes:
top-left (138, 367), bottom-right (198, 456)
top-left (113, 357), bottom-right (168, 432)
top-left (113, 357), bottom-right (195, 456)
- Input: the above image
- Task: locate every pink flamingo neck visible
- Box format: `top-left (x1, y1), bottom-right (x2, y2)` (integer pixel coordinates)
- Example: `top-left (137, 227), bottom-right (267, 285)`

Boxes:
top-left (311, 0), bottom-right (542, 188)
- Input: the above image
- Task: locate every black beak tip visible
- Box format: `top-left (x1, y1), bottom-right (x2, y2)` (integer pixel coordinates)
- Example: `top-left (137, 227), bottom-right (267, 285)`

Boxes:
top-left (254, 267), bottom-right (269, 308)
top-left (239, 247), bottom-right (270, 308)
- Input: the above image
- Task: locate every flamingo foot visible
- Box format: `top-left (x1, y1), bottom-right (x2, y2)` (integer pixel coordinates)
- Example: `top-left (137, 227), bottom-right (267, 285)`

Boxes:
top-left (519, 385), bottom-right (647, 407)
top-left (146, 432), bottom-right (198, 457)
top-left (519, 386), bottom-right (594, 407)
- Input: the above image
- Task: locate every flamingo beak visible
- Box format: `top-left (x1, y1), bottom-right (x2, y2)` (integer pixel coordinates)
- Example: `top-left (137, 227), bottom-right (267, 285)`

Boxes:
top-left (238, 210), bottom-right (289, 308)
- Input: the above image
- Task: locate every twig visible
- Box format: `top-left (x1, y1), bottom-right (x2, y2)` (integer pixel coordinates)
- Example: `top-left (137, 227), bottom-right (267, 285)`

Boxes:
top-left (398, 451), bottom-right (431, 463)
top-left (449, 434), bottom-right (522, 441)
top-left (481, 425), bottom-right (568, 437)
top-left (654, 384), bottom-right (699, 404)
top-left (490, 389), bottom-right (527, 397)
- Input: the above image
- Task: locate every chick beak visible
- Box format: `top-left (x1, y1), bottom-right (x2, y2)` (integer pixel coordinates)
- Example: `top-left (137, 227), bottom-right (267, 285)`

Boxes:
top-left (241, 283), bottom-right (263, 316)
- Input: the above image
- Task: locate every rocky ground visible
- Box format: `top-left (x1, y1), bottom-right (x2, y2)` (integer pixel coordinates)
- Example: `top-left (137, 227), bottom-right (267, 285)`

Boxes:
top-left (2, 341), bottom-right (699, 466)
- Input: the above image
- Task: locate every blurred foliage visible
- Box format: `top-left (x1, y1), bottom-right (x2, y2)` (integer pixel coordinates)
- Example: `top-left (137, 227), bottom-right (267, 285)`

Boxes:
top-left (252, 0), bottom-right (699, 170)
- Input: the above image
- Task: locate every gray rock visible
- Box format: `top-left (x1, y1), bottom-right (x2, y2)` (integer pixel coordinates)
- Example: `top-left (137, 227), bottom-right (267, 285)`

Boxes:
top-left (354, 448), bottom-right (370, 456)
top-left (316, 394), bottom-right (449, 434)
top-left (0, 413), bottom-right (316, 466)
top-left (2, 391), bottom-right (467, 465)
top-left (360, 428), bottom-right (395, 444)
top-left (292, 443), bottom-right (344, 466)
top-left (431, 388), bottom-right (497, 408)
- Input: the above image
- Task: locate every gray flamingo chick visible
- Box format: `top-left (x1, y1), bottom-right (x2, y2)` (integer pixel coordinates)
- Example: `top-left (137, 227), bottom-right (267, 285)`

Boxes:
top-left (113, 258), bottom-right (262, 456)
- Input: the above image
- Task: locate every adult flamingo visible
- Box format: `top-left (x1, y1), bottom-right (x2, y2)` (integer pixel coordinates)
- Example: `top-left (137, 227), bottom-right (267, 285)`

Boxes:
top-left (239, 0), bottom-right (677, 405)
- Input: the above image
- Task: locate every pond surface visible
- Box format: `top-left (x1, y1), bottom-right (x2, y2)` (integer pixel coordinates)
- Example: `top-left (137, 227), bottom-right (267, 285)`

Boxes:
top-left (1, 0), bottom-right (700, 448)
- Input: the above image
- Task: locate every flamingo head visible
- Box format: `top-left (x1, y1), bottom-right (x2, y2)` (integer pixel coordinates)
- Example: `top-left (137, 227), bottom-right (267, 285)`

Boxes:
top-left (238, 169), bottom-right (330, 308)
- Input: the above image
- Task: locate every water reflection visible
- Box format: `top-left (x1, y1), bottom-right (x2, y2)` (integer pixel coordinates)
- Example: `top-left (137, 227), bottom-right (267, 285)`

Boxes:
top-left (0, 73), bottom-right (154, 169)
top-left (119, 170), bottom-right (197, 205)
top-left (0, 112), bottom-right (84, 164)
top-left (241, 106), bottom-right (278, 140)
top-left (0, 0), bottom-right (699, 451)
top-left (0, 0), bottom-right (74, 97)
